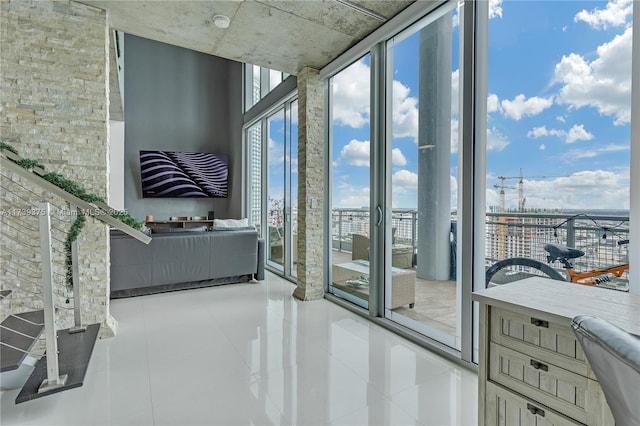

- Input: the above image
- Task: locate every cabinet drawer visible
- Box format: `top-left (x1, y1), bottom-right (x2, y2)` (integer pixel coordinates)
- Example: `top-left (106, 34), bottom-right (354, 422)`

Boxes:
top-left (490, 307), bottom-right (591, 378)
top-left (485, 381), bottom-right (581, 426)
top-left (490, 342), bottom-right (593, 423)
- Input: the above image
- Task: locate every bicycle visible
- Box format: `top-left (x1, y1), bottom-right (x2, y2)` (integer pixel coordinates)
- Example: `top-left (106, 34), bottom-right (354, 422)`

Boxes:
top-left (485, 215), bottom-right (630, 291)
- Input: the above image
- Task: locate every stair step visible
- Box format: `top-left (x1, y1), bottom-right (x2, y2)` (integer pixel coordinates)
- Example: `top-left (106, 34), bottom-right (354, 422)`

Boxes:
top-left (16, 323), bottom-right (100, 404)
top-left (0, 290), bottom-right (11, 300)
top-left (0, 310), bottom-right (45, 373)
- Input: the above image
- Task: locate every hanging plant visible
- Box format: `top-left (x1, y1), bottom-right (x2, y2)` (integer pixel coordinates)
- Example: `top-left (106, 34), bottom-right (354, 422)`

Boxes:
top-left (1, 142), bottom-right (145, 289)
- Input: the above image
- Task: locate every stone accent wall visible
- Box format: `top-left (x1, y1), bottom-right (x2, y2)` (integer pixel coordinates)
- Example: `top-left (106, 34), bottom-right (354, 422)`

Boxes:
top-left (293, 68), bottom-right (325, 301)
top-left (0, 0), bottom-right (116, 337)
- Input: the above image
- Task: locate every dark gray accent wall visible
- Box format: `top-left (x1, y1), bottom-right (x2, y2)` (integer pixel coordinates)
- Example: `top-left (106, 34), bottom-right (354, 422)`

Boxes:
top-left (124, 34), bottom-right (242, 221)
top-left (227, 60), bottom-right (243, 219)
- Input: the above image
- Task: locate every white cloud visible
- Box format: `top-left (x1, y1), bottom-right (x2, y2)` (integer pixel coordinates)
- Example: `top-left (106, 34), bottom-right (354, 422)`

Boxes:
top-left (392, 148), bottom-right (408, 166)
top-left (556, 115), bottom-right (566, 123)
top-left (566, 124), bottom-right (594, 143)
top-left (331, 60), bottom-right (370, 128)
top-left (562, 144), bottom-right (629, 161)
top-left (338, 139), bottom-right (369, 167)
top-left (392, 80), bottom-right (419, 141)
top-left (268, 138), bottom-right (285, 165)
top-left (539, 144), bottom-right (546, 151)
top-left (500, 94), bottom-right (554, 120)
top-left (527, 126), bottom-right (560, 139)
top-left (451, 118), bottom-right (459, 154)
top-left (332, 59), bottom-right (421, 142)
top-left (487, 93), bottom-right (501, 114)
top-left (487, 127), bottom-right (510, 151)
top-left (489, 0), bottom-right (503, 19)
top-left (451, 69), bottom-right (459, 116)
top-left (339, 139), bottom-right (406, 167)
top-left (527, 124), bottom-right (594, 143)
top-left (336, 184), bottom-right (370, 208)
top-left (392, 169), bottom-right (418, 193)
top-left (574, 0), bottom-right (633, 30)
top-left (520, 170), bottom-right (629, 210)
top-left (554, 27), bottom-right (632, 125)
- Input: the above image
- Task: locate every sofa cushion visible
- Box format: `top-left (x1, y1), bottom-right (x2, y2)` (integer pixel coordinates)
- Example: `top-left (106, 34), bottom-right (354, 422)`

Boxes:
top-left (213, 218), bottom-right (251, 230)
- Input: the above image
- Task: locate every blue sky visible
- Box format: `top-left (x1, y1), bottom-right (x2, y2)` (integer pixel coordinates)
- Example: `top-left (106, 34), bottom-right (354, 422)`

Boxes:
top-left (330, 0), bottom-right (632, 211)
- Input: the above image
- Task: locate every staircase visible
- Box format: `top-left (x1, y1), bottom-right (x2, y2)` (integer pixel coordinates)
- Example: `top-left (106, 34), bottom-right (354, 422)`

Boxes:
top-left (0, 148), bottom-right (150, 403)
top-left (0, 305), bottom-right (45, 374)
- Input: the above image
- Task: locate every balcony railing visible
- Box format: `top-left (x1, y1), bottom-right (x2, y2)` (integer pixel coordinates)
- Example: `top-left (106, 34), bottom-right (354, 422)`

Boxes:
top-left (331, 208), bottom-right (629, 277)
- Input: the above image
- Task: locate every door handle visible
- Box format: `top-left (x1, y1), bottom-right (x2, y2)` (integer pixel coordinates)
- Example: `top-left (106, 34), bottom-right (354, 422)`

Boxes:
top-left (376, 206), bottom-right (383, 227)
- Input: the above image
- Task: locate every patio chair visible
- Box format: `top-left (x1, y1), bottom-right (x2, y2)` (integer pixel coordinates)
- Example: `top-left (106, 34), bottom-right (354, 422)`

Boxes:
top-left (351, 233), bottom-right (369, 261)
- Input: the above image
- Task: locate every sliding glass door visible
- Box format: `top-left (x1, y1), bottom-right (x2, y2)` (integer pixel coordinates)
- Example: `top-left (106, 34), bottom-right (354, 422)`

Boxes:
top-left (326, 2), bottom-right (474, 353)
top-left (384, 4), bottom-right (462, 349)
top-left (328, 55), bottom-right (372, 309)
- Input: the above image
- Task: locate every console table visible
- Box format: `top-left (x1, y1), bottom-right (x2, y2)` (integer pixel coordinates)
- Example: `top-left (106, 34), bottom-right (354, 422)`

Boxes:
top-left (473, 277), bottom-right (639, 426)
top-left (146, 219), bottom-right (213, 232)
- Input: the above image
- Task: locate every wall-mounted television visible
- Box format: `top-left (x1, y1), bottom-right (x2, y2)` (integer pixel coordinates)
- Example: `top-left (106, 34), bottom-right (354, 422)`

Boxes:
top-left (140, 150), bottom-right (228, 198)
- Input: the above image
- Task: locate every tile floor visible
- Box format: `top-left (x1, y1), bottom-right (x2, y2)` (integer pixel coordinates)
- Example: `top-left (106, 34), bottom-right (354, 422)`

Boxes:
top-left (0, 273), bottom-right (477, 425)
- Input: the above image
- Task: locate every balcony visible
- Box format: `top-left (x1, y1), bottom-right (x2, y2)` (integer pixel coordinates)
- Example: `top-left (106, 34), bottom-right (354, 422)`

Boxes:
top-left (330, 208), bottom-right (630, 341)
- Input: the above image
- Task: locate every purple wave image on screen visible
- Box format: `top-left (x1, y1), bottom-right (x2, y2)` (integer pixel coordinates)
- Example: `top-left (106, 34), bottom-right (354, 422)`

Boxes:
top-left (140, 150), bottom-right (228, 198)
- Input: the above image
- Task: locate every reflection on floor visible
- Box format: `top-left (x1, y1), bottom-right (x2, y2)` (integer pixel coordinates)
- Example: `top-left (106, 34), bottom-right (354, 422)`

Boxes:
top-left (332, 250), bottom-right (457, 337)
top-left (0, 272), bottom-right (477, 426)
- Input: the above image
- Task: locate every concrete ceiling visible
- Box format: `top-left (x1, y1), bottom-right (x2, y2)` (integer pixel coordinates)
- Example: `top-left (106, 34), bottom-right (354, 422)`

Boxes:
top-left (80, 0), bottom-right (415, 75)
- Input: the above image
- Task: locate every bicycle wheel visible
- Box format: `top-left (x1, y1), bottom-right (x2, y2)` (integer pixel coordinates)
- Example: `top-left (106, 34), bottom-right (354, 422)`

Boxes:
top-left (485, 258), bottom-right (566, 288)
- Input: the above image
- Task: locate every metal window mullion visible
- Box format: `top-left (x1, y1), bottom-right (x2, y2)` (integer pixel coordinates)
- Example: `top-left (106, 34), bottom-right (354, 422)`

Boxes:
top-left (325, 75), bottom-right (334, 292)
top-left (284, 102), bottom-right (291, 277)
top-left (465, 0), bottom-right (489, 364)
top-left (370, 42), bottom-right (387, 318)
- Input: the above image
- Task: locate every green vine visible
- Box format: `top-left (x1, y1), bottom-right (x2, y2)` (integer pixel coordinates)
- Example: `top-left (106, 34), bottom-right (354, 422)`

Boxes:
top-left (65, 213), bottom-right (86, 287)
top-left (1, 142), bottom-right (145, 289)
top-left (16, 158), bottom-right (45, 170)
top-left (0, 141), bottom-right (18, 155)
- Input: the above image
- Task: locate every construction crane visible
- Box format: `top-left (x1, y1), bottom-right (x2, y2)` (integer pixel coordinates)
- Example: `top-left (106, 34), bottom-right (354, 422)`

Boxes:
top-left (493, 183), bottom-right (517, 213)
top-left (497, 168), bottom-right (566, 212)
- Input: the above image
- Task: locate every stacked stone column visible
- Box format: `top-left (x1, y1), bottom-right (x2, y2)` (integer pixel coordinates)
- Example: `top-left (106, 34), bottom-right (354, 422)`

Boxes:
top-left (293, 68), bottom-right (325, 301)
top-left (1, 0), bottom-right (116, 336)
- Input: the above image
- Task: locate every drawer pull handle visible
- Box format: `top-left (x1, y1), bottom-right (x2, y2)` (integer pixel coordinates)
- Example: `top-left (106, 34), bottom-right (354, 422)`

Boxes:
top-left (527, 403), bottom-right (545, 417)
top-left (531, 318), bottom-right (549, 328)
top-left (530, 360), bottom-right (548, 371)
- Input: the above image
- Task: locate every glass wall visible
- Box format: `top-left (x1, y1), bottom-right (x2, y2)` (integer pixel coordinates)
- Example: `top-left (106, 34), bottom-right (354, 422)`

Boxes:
top-left (483, 1), bottom-right (632, 292)
top-left (328, 55), bottom-right (372, 309)
top-left (245, 64), bottom-right (289, 111)
top-left (245, 97), bottom-right (298, 279)
top-left (321, 0), bottom-right (637, 365)
top-left (267, 109), bottom-right (286, 270)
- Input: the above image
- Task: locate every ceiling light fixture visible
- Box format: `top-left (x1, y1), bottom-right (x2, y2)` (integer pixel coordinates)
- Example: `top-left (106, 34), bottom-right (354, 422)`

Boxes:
top-left (213, 14), bottom-right (230, 29)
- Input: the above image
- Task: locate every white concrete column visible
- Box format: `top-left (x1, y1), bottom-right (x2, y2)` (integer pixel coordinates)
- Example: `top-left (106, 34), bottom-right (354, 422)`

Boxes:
top-left (416, 14), bottom-right (452, 281)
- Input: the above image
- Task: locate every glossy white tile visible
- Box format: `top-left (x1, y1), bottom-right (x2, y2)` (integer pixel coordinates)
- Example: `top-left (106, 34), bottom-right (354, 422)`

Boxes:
top-left (0, 272), bottom-right (477, 426)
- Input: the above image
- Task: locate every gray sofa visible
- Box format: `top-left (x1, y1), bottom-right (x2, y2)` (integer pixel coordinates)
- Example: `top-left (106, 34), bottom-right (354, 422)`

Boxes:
top-left (110, 229), bottom-right (265, 298)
